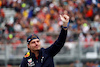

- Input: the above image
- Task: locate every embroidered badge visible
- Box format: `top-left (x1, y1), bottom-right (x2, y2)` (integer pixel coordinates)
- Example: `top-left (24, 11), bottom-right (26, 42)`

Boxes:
top-left (41, 56), bottom-right (44, 63)
top-left (28, 62), bottom-right (35, 67)
top-left (24, 52), bottom-right (30, 58)
top-left (28, 58), bottom-right (35, 66)
top-left (28, 58), bottom-right (32, 62)
top-left (28, 38), bottom-right (31, 42)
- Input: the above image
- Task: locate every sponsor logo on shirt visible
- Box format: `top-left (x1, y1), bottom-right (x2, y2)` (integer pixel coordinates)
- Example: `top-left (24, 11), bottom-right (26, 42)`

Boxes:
top-left (28, 58), bottom-right (35, 66)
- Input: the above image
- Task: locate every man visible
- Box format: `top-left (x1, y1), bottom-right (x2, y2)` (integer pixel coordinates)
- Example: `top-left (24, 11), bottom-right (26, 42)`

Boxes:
top-left (20, 14), bottom-right (69, 67)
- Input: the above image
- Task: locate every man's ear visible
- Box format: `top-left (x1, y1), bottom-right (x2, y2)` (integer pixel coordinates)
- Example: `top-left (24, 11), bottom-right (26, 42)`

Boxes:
top-left (27, 44), bottom-right (30, 50)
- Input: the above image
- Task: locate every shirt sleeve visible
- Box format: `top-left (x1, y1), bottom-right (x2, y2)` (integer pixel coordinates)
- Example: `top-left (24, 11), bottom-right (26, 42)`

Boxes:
top-left (20, 58), bottom-right (28, 67)
top-left (45, 28), bottom-right (67, 57)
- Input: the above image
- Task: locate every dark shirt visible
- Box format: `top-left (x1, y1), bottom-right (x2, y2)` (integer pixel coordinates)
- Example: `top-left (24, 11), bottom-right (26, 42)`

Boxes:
top-left (20, 28), bottom-right (67, 67)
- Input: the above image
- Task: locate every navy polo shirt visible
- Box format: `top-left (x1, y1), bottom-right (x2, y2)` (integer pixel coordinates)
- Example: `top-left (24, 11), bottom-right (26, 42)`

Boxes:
top-left (20, 28), bottom-right (67, 67)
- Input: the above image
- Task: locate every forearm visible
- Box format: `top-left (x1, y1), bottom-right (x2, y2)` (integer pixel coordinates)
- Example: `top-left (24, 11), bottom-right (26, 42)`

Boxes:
top-left (57, 27), bottom-right (67, 43)
top-left (45, 27), bottom-right (67, 56)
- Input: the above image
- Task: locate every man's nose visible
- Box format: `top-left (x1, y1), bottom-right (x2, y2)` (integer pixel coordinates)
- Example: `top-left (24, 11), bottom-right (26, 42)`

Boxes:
top-left (35, 42), bottom-right (38, 44)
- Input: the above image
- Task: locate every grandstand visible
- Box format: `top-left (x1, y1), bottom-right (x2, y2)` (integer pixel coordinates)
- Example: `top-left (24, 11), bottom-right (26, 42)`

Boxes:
top-left (0, 0), bottom-right (100, 67)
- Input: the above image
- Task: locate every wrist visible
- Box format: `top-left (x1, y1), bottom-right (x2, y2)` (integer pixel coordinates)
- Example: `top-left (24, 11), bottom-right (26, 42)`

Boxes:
top-left (63, 23), bottom-right (67, 27)
top-left (62, 26), bottom-right (67, 28)
top-left (62, 26), bottom-right (68, 30)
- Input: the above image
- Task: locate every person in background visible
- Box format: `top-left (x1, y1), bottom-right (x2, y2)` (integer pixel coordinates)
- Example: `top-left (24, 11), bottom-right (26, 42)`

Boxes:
top-left (74, 60), bottom-right (83, 67)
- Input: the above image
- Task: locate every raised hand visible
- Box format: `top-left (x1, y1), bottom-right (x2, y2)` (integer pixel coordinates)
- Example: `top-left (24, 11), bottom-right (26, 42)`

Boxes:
top-left (60, 14), bottom-right (69, 29)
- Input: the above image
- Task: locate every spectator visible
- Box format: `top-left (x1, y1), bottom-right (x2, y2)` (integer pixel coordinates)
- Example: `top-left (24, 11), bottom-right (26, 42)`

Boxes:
top-left (74, 60), bottom-right (83, 67)
top-left (0, 0), bottom-right (100, 44)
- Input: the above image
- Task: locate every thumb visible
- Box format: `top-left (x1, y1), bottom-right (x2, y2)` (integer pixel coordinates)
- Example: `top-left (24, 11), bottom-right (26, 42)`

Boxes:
top-left (60, 15), bottom-right (66, 22)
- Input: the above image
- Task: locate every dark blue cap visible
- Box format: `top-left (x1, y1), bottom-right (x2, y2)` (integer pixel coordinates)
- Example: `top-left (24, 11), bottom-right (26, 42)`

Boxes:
top-left (27, 34), bottom-right (40, 44)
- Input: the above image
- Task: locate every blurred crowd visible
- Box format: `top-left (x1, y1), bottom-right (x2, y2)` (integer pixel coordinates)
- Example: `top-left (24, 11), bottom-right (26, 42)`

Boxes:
top-left (70, 60), bottom-right (100, 67)
top-left (0, 0), bottom-right (100, 45)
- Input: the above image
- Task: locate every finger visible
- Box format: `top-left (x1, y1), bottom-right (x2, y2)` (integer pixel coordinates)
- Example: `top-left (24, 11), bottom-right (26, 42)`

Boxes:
top-left (60, 15), bottom-right (62, 18)
top-left (60, 15), bottom-right (66, 22)
top-left (63, 15), bottom-right (69, 20)
top-left (63, 15), bottom-right (69, 23)
top-left (60, 15), bottom-right (63, 19)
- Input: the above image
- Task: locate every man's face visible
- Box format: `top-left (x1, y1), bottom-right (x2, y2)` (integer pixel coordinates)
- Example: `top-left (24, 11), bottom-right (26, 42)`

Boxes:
top-left (27, 39), bottom-right (41, 51)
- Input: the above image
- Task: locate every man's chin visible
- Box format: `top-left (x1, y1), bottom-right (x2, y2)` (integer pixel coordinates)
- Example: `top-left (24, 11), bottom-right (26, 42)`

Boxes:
top-left (33, 48), bottom-right (41, 51)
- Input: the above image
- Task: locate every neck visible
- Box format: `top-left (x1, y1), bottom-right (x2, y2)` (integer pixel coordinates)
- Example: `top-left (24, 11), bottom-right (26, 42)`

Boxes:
top-left (31, 50), bottom-right (39, 57)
